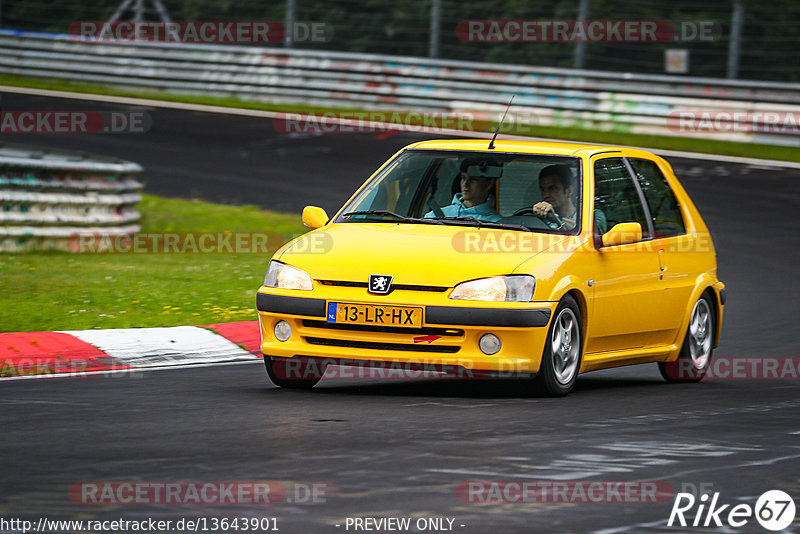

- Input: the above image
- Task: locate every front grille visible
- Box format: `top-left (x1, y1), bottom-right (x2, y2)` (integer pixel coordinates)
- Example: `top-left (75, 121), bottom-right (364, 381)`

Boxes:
top-left (317, 280), bottom-right (367, 288)
top-left (392, 284), bottom-right (449, 293)
top-left (304, 337), bottom-right (460, 353)
top-left (302, 320), bottom-right (463, 337)
top-left (318, 280), bottom-right (449, 293)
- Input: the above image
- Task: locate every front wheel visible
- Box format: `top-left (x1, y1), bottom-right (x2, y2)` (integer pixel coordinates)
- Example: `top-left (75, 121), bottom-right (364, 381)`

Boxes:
top-left (264, 356), bottom-right (326, 389)
top-left (658, 294), bottom-right (715, 383)
top-left (533, 295), bottom-right (583, 397)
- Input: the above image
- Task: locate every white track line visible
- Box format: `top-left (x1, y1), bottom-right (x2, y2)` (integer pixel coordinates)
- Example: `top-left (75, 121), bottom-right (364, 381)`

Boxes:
top-left (3, 85), bottom-right (799, 170)
top-left (61, 325), bottom-right (256, 368)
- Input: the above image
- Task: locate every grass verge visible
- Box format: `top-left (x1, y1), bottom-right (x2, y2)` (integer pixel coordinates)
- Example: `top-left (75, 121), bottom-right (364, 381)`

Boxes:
top-left (1, 73), bottom-right (798, 164)
top-left (0, 195), bottom-right (306, 332)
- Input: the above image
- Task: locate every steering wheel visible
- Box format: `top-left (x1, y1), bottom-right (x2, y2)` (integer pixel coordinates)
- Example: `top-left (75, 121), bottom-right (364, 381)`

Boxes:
top-left (546, 211), bottom-right (564, 228)
top-left (511, 207), bottom-right (564, 229)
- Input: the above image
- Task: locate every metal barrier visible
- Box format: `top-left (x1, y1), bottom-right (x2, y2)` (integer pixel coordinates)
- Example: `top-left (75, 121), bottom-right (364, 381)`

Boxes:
top-left (0, 29), bottom-right (798, 146)
top-left (0, 143), bottom-right (142, 252)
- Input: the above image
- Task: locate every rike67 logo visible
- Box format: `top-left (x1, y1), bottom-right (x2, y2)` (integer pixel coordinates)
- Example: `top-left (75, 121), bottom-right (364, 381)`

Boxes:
top-left (668, 490), bottom-right (795, 531)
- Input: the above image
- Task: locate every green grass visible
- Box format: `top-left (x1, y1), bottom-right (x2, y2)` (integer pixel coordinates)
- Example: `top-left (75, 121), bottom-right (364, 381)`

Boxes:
top-left (1, 73), bottom-right (798, 164)
top-left (0, 195), bottom-right (307, 332)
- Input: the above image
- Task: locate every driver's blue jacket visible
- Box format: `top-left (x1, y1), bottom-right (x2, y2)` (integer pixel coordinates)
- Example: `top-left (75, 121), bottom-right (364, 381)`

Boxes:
top-left (424, 194), bottom-right (502, 222)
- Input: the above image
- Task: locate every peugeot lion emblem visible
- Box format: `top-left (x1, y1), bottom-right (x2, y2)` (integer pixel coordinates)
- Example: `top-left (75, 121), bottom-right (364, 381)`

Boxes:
top-left (369, 274), bottom-right (393, 295)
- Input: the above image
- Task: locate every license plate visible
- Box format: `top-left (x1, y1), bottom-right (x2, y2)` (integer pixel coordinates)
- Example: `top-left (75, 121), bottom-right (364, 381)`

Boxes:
top-left (327, 302), bottom-right (422, 327)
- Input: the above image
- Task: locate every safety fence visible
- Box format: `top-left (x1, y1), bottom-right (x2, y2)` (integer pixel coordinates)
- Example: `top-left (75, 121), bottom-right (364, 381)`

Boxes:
top-left (0, 143), bottom-right (142, 251)
top-left (0, 29), bottom-right (799, 146)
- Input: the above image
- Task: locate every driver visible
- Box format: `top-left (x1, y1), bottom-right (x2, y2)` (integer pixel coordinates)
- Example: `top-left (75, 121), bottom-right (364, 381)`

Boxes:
top-left (424, 160), bottom-right (502, 221)
top-left (532, 165), bottom-right (578, 229)
top-left (531, 164), bottom-right (608, 233)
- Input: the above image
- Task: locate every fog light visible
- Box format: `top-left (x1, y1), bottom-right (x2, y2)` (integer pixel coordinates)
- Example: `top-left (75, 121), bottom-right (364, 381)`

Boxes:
top-left (274, 320), bottom-right (291, 342)
top-left (479, 333), bottom-right (501, 355)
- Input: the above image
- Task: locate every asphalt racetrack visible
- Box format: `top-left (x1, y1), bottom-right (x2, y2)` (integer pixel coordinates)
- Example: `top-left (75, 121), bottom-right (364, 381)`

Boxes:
top-left (1, 91), bottom-right (799, 533)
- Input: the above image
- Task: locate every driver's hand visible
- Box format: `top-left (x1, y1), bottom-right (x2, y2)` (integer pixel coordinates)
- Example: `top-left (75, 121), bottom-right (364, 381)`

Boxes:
top-left (533, 201), bottom-right (554, 218)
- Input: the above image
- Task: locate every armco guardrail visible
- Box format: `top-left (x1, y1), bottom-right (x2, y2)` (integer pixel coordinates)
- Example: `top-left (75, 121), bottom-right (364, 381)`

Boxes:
top-left (0, 30), bottom-right (798, 146)
top-left (0, 143), bottom-right (142, 252)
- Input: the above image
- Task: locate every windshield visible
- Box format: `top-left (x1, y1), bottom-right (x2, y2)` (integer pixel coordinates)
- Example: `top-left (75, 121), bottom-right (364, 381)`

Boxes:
top-left (336, 149), bottom-right (583, 233)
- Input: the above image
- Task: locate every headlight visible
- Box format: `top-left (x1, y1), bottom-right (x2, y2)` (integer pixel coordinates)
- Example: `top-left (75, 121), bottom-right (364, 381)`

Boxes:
top-left (450, 275), bottom-right (535, 302)
top-left (263, 261), bottom-right (313, 291)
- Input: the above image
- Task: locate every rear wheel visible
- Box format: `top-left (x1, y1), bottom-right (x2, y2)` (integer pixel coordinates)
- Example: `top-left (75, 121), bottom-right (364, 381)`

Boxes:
top-left (659, 294), bottom-right (715, 383)
top-left (534, 295), bottom-right (583, 397)
top-left (264, 356), bottom-right (326, 389)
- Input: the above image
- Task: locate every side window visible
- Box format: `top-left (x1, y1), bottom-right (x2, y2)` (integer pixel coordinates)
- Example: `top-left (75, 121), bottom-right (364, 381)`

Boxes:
top-left (629, 158), bottom-right (686, 238)
top-left (594, 158), bottom-right (650, 239)
top-left (355, 155), bottom-right (429, 215)
top-left (368, 173), bottom-right (418, 214)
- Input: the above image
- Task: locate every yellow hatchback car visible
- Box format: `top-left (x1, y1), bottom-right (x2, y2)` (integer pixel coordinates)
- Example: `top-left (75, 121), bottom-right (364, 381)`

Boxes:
top-left (256, 139), bottom-right (725, 396)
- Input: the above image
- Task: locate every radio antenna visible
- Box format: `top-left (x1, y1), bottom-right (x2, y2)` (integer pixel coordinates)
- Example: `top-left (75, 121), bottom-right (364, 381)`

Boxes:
top-left (488, 95), bottom-right (515, 150)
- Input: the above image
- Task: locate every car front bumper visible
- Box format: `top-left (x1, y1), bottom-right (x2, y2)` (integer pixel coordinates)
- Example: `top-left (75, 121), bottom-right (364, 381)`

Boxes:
top-left (256, 287), bottom-right (556, 374)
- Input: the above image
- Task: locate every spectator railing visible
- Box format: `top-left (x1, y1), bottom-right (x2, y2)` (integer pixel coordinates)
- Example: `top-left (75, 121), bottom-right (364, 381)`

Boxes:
top-left (0, 29), bottom-right (798, 146)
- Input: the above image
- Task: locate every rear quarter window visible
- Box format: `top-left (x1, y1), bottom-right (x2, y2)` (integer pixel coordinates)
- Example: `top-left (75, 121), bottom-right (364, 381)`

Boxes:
top-left (629, 158), bottom-right (687, 238)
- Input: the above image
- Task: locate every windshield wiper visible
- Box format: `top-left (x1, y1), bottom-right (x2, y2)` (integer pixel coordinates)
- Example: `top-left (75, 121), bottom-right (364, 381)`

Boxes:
top-left (342, 212), bottom-right (532, 231)
top-left (342, 210), bottom-right (409, 220)
top-left (341, 210), bottom-right (444, 224)
top-left (433, 216), bottom-right (534, 232)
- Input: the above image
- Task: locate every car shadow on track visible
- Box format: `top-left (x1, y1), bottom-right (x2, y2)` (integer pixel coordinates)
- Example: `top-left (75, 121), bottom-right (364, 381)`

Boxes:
top-left (258, 374), bottom-right (674, 399)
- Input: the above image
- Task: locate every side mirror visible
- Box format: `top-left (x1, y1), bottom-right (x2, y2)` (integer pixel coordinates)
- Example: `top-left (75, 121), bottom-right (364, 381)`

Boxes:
top-left (302, 206), bottom-right (329, 229)
top-left (601, 222), bottom-right (642, 247)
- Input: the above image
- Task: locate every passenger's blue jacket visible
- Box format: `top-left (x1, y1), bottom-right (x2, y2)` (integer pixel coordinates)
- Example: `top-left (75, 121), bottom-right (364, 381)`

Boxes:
top-left (424, 194), bottom-right (502, 221)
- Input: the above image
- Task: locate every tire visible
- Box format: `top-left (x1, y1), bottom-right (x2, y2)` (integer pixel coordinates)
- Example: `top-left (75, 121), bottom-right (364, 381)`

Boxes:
top-left (659, 294), bottom-right (715, 383)
top-left (534, 295), bottom-right (583, 397)
top-left (264, 356), bottom-right (326, 389)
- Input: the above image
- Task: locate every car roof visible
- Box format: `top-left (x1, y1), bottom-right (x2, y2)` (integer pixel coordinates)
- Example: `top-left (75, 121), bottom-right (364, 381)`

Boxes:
top-left (404, 139), bottom-right (658, 159)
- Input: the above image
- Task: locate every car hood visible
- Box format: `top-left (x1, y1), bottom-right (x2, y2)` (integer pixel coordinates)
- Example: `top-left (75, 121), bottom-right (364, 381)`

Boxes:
top-left (275, 223), bottom-right (572, 287)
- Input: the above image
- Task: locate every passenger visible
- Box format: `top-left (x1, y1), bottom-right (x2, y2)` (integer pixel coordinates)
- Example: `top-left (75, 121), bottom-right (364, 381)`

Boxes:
top-left (424, 160), bottom-right (502, 221)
